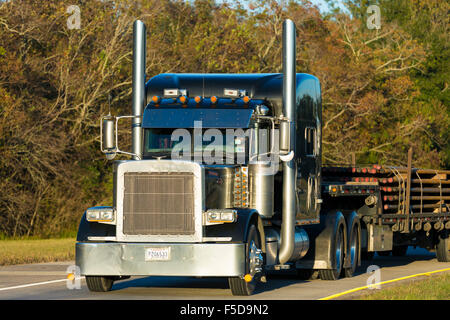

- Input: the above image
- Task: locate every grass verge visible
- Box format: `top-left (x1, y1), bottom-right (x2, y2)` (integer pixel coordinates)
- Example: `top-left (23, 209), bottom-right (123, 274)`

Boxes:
top-left (0, 238), bottom-right (76, 266)
top-left (357, 272), bottom-right (450, 300)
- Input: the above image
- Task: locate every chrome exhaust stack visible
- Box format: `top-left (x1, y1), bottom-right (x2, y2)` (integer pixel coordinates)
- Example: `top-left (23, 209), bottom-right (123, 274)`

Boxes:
top-left (131, 20), bottom-right (146, 160)
top-left (278, 19), bottom-right (297, 265)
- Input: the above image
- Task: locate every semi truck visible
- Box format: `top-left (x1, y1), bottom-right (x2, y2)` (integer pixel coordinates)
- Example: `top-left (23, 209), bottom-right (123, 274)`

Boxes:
top-left (75, 19), bottom-right (450, 296)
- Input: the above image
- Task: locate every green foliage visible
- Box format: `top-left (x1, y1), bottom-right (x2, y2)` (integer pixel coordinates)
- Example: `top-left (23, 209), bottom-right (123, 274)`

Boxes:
top-left (341, 0), bottom-right (450, 167)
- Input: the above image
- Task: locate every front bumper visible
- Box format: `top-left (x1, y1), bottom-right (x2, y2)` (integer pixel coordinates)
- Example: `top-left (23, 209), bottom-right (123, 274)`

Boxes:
top-left (76, 242), bottom-right (246, 277)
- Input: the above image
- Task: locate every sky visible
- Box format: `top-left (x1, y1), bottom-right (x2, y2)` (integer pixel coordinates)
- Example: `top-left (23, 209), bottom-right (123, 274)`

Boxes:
top-left (216, 0), bottom-right (349, 14)
top-left (310, 0), bottom-right (347, 13)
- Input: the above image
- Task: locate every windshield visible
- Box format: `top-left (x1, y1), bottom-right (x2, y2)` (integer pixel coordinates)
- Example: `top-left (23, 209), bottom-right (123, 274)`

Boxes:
top-left (143, 128), bottom-right (248, 163)
top-left (144, 129), bottom-right (180, 154)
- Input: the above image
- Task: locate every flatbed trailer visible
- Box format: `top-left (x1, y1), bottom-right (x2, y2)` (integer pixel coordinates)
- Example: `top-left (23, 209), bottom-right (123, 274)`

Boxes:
top-left (321, 154), bottom-right (450, 260)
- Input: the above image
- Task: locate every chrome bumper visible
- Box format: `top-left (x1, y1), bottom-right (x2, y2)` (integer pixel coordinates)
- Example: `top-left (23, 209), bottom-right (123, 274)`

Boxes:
top-left (76, 242), bottom-right (246, 277)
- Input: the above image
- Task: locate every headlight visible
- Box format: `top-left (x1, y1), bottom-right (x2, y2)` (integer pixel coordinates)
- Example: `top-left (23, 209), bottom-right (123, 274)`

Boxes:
top-left (219, 210), bottom-right (236, 222)
top-left (205, 209), bottom-right (237, 224)
top-left (86, 207), bottom-right (115, 223)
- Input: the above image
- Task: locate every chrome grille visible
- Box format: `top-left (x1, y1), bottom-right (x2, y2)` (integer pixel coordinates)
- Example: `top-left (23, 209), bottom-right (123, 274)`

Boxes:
top-left (123, 172), bottom-right (195, 235)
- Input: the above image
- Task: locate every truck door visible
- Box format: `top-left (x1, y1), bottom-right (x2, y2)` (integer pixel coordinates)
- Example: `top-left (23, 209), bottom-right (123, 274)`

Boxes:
top-left (295, 77), bottom-right (321, 221)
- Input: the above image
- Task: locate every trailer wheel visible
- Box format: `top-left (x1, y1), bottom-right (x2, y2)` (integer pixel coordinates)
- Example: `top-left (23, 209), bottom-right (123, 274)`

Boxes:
top-left (392, 245), bottom-right (408, 257)
top-left (344, 224), bottom-right (360, 278)
top-left (228, 224), bottom-right (263, 296)
top-left (319, 224), bottom-right (345, 280)
top-left (85, 276), bottom-right (114, 292)
top-left (436, 230), bottom-right (450, 262)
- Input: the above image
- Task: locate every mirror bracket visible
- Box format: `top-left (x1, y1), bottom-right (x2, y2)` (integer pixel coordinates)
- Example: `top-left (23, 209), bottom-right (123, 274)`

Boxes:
top-left (100, 114), bottom-right (142, 160)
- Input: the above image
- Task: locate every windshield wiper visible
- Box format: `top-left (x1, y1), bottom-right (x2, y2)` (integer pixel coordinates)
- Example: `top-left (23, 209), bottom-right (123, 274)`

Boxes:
top-left (145, 151), bottom-right (172, 159)
top-left (151, 155), bottom-right (168, 160)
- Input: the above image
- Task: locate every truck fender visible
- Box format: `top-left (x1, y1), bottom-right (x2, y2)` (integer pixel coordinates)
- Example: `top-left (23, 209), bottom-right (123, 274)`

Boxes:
top-left (342, 211), bottom-right (361, 268)
top-left (204, 208), bottom-right (266, 252)
top-left (300, 211), bottom-right (347, 269)
top-left (76, 208), bottom-right (116, 241)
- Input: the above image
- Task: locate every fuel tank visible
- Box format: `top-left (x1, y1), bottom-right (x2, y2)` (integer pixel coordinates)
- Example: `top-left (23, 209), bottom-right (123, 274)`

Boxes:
top-left (248, 162), bottom-right (275, 218)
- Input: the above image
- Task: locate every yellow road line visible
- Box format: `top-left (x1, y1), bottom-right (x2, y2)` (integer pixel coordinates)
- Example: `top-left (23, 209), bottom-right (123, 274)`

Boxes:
top-left (319, 267), bottom-right (450, 300)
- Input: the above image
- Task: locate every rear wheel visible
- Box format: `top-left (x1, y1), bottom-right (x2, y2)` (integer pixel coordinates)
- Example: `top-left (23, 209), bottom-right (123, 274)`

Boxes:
top-left (344, 224), bottom-right (360, 278)
top-left (228, 224), bottom-right (263, 296)
top-left (436, 230), bottom-right (450, 262)
top-left (319, 224), bottom-right (345, 280)
top-left (85, 276), bottom-right (114, 292)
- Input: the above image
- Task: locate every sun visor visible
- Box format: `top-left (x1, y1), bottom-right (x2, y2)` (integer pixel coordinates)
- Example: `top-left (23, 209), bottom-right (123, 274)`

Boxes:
top-left (142, 108), bottom-right (254, 128)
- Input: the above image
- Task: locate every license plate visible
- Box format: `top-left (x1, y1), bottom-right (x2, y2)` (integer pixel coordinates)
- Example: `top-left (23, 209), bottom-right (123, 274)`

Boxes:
top-left (145, 247), bottom-right (171, 261)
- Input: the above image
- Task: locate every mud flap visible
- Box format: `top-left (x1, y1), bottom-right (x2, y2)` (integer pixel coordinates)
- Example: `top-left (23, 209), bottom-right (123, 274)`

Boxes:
top-left (296, 211), bottom-right (346, 270)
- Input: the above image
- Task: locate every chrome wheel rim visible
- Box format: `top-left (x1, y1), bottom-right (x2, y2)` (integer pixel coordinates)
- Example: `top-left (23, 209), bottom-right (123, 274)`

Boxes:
top-left (350, 228), bottom-right (357, 267)
top-left (336, 228), bottom-right (343, 272)
top-left (249, 240), bottom-right (263, 277)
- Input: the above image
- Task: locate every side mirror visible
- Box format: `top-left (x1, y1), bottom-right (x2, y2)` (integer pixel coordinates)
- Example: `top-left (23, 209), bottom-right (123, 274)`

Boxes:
top-left (280, 120), bottom-right (290, 153)
top-left (100, 114), bottom-right (143, 160)
top-left (279, 119), bottom-right (294, 162)
top-left (101, 115), bottom-right (117, 160)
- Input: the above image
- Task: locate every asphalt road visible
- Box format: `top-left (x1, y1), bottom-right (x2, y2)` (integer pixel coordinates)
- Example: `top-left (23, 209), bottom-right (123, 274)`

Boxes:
top-left (0, 247), bottom-right (449, 300)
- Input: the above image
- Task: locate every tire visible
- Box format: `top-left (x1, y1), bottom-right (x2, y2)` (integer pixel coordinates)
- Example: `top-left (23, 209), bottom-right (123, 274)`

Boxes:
top-left (344, 224), bottom-right (360, 278)
top-left (377, 251), bottom-right (391, 257)
top-left (436, 230), bottom-right (450, 262)
top-left (85, 276), bottom-right (114, 292)
top-left (392, 245), bottom-right (408, 257)
top-left (319, 224), bottom-right (345, 280)
top-left (228, 224), bottom-right (262, 296)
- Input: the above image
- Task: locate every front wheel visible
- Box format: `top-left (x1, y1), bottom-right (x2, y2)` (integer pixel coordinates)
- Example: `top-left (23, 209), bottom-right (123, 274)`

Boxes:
top-left (85, 276), bottom-right (114, 292)
top-left (228, 224), bottom-right (263, 296)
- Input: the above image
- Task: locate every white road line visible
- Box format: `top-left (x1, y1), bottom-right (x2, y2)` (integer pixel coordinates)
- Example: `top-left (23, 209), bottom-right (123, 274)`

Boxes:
top-left (0, 271), bottom-right (67, 276)
top-left (0, 277), bottom-right (84, 292)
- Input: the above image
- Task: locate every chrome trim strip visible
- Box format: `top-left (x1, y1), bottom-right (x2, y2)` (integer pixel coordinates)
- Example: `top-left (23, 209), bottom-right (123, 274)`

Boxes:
top-left (202, 237), bottom-right (232, 242)
top-left (87, 236), bottom-right (117, 241)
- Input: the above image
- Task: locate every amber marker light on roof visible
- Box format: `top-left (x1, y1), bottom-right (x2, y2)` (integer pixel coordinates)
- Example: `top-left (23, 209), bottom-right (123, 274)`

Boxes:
top-left (152, 95), bottom-right (161, 104)
top-left (211, 96), bottom-right (218, 104)
top-left (194, 96), bottom-right (202, 104)
top-left (243, 96), bottom-right (251, 104)
top-left (179, 96), bottom-right (188, 104)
